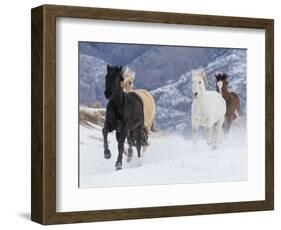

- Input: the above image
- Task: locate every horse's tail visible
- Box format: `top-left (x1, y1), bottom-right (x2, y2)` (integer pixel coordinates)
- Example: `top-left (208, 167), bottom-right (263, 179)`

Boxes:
top-left (150, 121), bottom-right (157, 132)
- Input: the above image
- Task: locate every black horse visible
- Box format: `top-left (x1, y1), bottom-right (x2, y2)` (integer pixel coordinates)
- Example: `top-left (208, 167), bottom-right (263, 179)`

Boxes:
top-left (102, 65), bottom-right (146, 170)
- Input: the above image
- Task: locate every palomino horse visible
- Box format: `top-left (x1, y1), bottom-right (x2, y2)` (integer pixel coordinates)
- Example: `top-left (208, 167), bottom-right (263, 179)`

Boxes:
top-left (215, 73), bottom-right (240, 134)
top-left (121, 67), bottom-right (156, 162)
top-left (103, 65), bottom-right (147, 170)
top-left (191, 69), bottom-right (226, 150)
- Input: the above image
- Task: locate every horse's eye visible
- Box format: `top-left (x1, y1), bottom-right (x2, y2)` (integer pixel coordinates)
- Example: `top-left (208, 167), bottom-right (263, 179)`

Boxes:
top-left (199, 81), bottom-right (201, 84)
top-left (129, 82), bottom-right (131, 85)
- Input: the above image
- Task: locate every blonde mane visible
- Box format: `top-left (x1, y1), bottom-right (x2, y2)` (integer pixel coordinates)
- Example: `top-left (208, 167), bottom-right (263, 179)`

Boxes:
top-left (120, 66), bottom-right (156, 160)
top-left (122, 66), bottom-right (136, 92)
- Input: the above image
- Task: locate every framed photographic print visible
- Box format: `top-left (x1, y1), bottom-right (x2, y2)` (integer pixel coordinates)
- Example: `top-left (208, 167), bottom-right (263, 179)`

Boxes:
top-left (31, 4), bottom-right (274, 225)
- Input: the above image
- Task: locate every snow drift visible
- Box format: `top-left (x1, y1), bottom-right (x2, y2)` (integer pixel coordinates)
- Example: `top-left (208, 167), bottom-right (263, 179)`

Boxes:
top-left (79, 108), bottom-right (247, 188)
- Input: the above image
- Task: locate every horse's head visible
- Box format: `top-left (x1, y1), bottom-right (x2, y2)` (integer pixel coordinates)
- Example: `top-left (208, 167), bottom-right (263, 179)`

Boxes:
top-left (104, 64), bottom-right (124, 100)
top-left (192, 69), bottom-right (208, 99)
top-left (215, 73), bottom-right (228, 95)
top-left (121, 66), bottom-right (135, 92)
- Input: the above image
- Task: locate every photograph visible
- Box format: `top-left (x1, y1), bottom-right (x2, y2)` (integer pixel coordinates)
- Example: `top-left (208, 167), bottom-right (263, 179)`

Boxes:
top-left (30, 4), bottom-right (274, 225)
top-left (78, 42), bottom-right (247, 188)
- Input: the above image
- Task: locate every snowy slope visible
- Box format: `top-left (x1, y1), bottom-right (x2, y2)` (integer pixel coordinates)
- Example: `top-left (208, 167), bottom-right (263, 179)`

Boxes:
top-left (79, 120), bottom-right (247, 188)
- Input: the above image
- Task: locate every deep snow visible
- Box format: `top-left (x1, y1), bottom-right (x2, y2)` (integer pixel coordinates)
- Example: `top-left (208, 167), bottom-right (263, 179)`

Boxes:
top-left (79, 120), bottom-right (247, 188)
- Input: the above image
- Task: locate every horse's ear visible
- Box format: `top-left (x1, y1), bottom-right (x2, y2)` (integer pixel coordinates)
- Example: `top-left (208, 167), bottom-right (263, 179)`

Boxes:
top-left (107, 64), bottom-right (111, 71)
top-left (118, 66), bottom-right (123, 72)
top-left (222, 73), bottom-right (228, 80)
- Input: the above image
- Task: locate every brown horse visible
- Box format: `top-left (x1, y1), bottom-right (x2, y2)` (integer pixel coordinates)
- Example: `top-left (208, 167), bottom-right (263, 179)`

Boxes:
top-left (121, 67), bottom-right (156, 162)
top-left (122, 67), bottom-right (156, 133)
top-left (215, 73), bottom-right (240, 134)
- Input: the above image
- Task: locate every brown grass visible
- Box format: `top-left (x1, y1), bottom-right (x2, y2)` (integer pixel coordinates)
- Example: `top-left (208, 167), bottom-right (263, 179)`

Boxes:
top-left (79, 107), bottom-right (105, 127)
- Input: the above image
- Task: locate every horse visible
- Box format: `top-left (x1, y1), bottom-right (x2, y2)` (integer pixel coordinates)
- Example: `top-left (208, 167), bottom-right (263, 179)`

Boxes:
top-left (215, 73), bottom-right (240, 134)
top-left (191, 69), bottom-right (226, 150)
top-left (121, 67), bottom-right (156, 162)
top-left (102, 65), bottom-right (147, 170)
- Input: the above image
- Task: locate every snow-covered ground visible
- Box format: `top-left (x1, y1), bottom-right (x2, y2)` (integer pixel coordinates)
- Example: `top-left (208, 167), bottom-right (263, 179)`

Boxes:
top-left (79, 121), bottom-right (247, 188)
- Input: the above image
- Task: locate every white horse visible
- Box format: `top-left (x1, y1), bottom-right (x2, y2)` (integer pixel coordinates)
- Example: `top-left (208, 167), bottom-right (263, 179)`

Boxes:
top-left (191, 69), bottom-right (226, 150)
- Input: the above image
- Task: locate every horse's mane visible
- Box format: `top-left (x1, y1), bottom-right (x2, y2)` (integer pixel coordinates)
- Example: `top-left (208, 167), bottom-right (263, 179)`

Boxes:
top-left (122, 66), bottom-right (135, 81)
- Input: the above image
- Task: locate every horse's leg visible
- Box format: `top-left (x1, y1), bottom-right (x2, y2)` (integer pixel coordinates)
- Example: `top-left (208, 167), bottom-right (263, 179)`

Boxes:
top-left (219, 121), bottom-right (225, 143)
top-left (213, 116), bottom-right (225, 150)
top-left (150, 121), bottom-right (156, 132)
top-left (126, 131), bottom-right (134, 163)
top-left (127, 144), bottom-right (133, 163)
top-left (206, 118), bottom-right (215, 146)
top-left (149, 122), bottom-right (153, 132)
top-left (225, 118), bottom-right (232, 134)
top-left (141, 127), bottom-right (149, 154)
top-left (102, 124), bottom-right (111, 159)
top-left (142, 127), bottom-right (149, 145)
top-left (211, 123), bottom-right (219, 150)
top-left (115, 128), bottom-right (127, 170)
top-left (206, 126), bottom-right (213, 146)
top-left (135, 127), bottom-right (142, 159)
top-left (192, 123), bottom-right (199, 147)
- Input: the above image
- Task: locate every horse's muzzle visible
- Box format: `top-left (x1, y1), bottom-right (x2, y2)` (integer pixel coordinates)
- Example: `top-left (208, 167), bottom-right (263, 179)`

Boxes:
top-left (104, 90), bottom-right (112, 99)
top-left (193, 92), bottom-right (198, 99)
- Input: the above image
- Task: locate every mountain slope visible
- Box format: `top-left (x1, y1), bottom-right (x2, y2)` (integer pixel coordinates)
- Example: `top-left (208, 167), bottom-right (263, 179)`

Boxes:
top-left (130, 46), bottom-right (229, 90)
top-left (79, 44), bottom-right (246, 135)
top-left (79, 54), bottom-right (107, 105)
top-left (79, 42), bottom-right (151, 66)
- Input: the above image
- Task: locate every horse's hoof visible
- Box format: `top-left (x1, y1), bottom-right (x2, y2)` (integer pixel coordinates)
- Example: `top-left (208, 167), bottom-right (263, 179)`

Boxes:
top-left (212, 145), bottom-right (218, 151)
top-left (104, 149), bottom-right (111, 159)
top-left (115, 162), bottom-right (122, 170)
